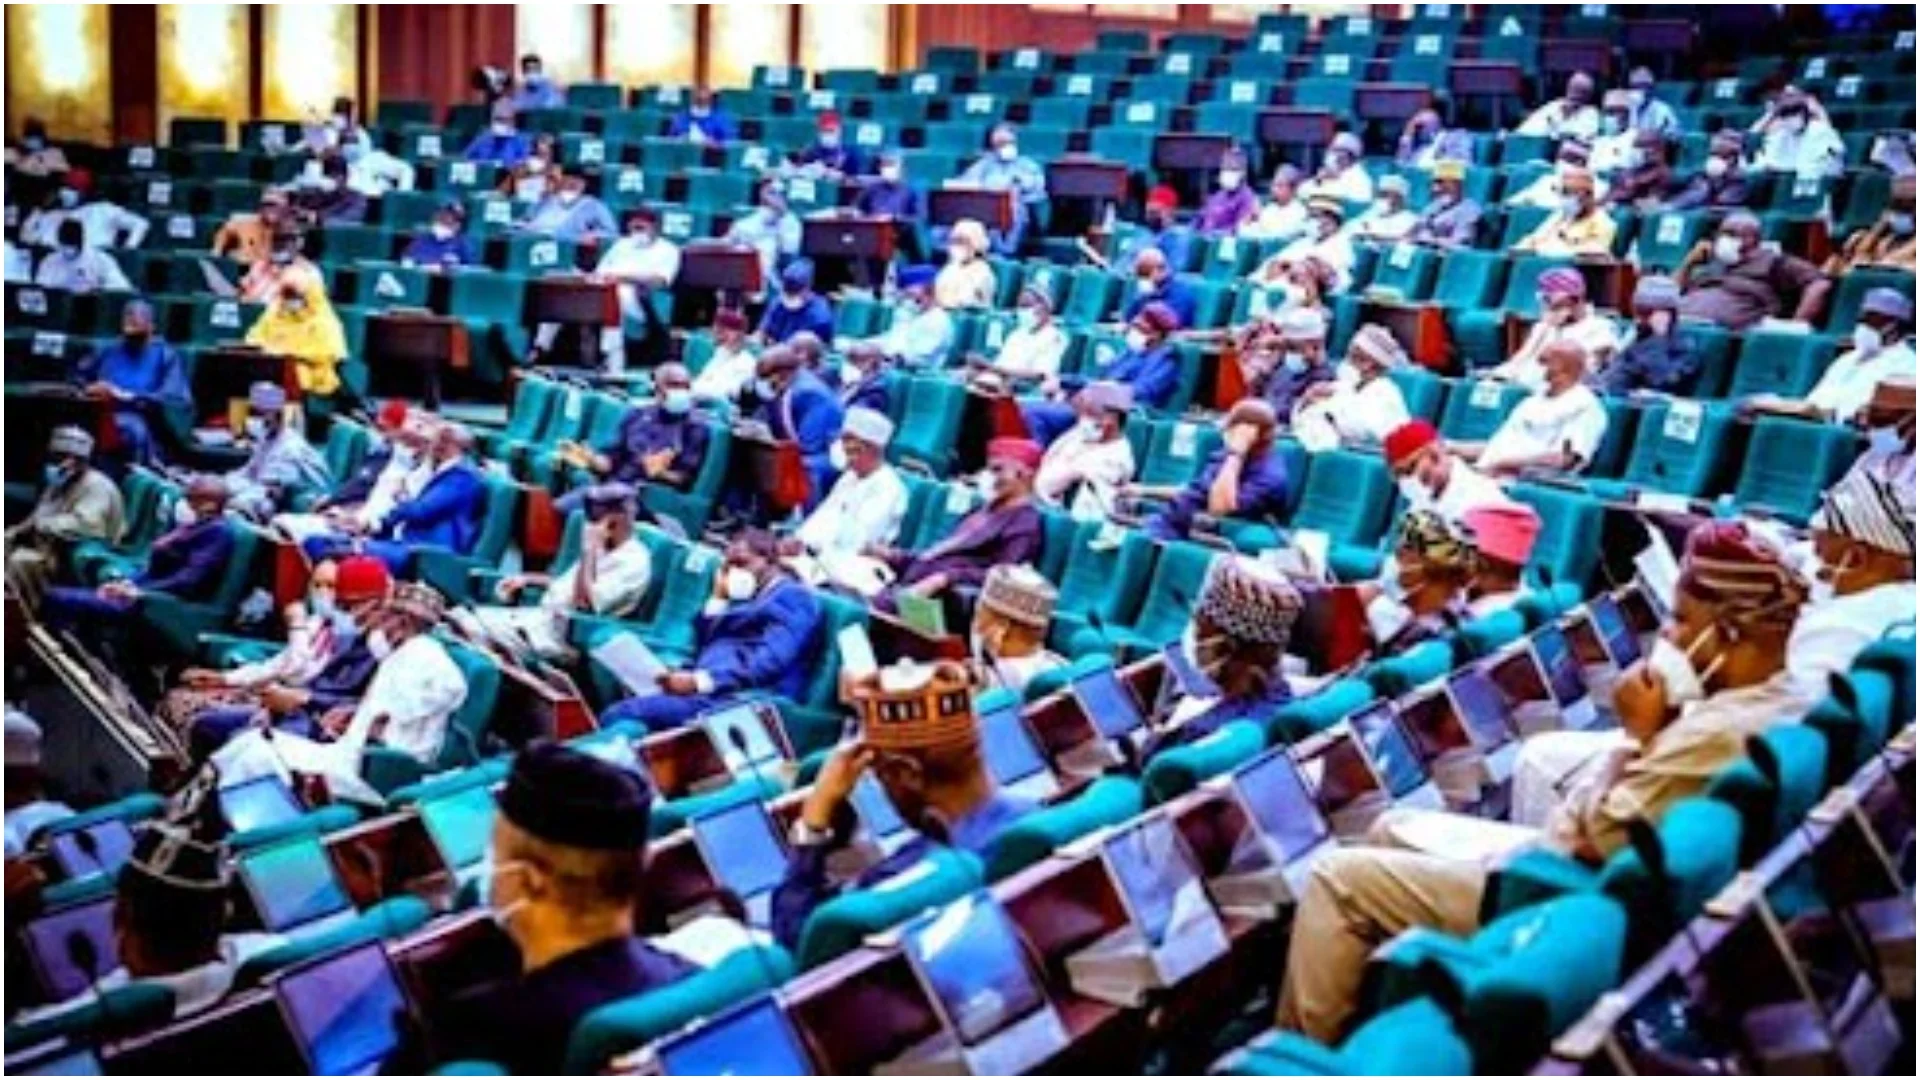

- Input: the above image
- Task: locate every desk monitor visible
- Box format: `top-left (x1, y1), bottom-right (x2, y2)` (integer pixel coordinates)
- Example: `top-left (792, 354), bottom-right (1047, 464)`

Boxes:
top-left (1072, 665), bottom-right (1146, 741)
top-left (979, 699), bottom-right (1049, 788)
top-left (1231, 747), bottom-right (1330, 865)
top-left (1102, 814), bottom-right (1200, 949)
top-left (698, 702), bottom-right (785, 775)
top-left (689, 801), bottom-right (788, 920)
top-left (23, 897), bottom-right (118, 1001)
top-left (47, 820), bottom-right (136, 881)
top-left (1348, 704), bottom-right (1428, 800)
top-left (12, 1045), bottom-right (102, 1076)
top-left (1446, 666), bottom-right (1514, 751)
top-left (1295, 728), bottom-right (1384, 812)
top-left (239, 835), bottom-right (353, 934)
top-left (1590, 595), bottom-right (1641, 668)
top-left (274, 941), bottom-right (410, 1076)
top-left (1159, 640), bottom-right (1221, 700)
top-left (904, 894), bottom-right (1055, 1069)
top-left (655, 995), bottom-right (814, 1076)
top-left (1531, 623), bottom-right (1591, 710)
top-left (418, 786), bottom-right (496, 873)
top-left (219, 775), bottom-right (305, 835)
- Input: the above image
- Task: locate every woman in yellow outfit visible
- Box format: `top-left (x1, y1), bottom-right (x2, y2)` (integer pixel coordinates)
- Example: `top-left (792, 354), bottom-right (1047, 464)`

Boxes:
top-left (244, 273), bottom-right (346, 398)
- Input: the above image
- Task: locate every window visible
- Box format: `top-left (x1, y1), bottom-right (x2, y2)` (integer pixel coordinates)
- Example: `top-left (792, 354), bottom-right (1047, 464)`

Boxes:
top-left (158, 4), bottom-right (249, 135)
top-left (1092, 3), bottom-right (1178, 17)
top-left (5, 5), bottom-right (111, 142)
top-left (605, 4), bottom-right (698, 88)
top-left (799, 4), bottom-right (890, 73)
top-left (262, 5), bottom-right (358, 119)
top-left (1210, 3), bottom-right (1284, 24)
top-left (707, 2), bottom-right (794, 89)
top-left (514, 3), bottom-right (595, 86)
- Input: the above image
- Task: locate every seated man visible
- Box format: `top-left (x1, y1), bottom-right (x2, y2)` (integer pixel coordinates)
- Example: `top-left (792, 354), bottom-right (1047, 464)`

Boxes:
top-left (1121, 246), bottom-right (1197, 330)
top-left (213, 189), bottom-right (293, 266)
top-left (5, 428), bottom-right (125, 607)
top-left (290, 155), bottom-right (368, 226)
top-left (1588, 90), bottom-right (1639, 175)
top-left (1034, 381), bottom-right (1137, 522)
top-left (1384, 419), bottom-right (1512, 524)
top-left (1486, 268), bottom-right (1618, 389)
top-left (21, 168), bottom-right (146, 249)
top-left (1827, 173), bottom-right (1915, 273)
top-left (1360, 511), bottom-right (1475, 654)
top-left (404, 743), bottom-right (694, 1075)
top-left (534, 207), bottom-right (681, 373)
top-left (1020, 301), bottom-right (1180, 446)
top-left (934, 219), bottom-right (996, 310)
top-left (977, 286), bottom-right (1069, 389)
top-left (1511, 166), bottom-right (1617, 257)
top-left (73, 299), bottom-right (190, 467)
top-left (471, 485), bottom-right (651, 663)
top-left (758, 258), bottom-right (835, 345)
top-left (1278, 521), bottom-right (1812, 1042)
top-left (1662, 130), bottom-right (1751, 211)
top-left (1788, 446), bottom-right (1917, 690)
top-left (789, 110), bottom-right (866, 178)
top-left (782, 407), bottom-right (909, 593)
top-left (1514, 71), bottom-right (1600, 140)
top-left (974, 566), bottom-right (1067, 695)
top-left (509, 53), bottom-right (566, 112)
top-left (464, 102), bottom-right (533, 167)
top-left (34, 218), bottom-right (131, 293)
top-left (724, 180), bottom-right (801, 282)
top-left (1594, 275), bottom-right (1700, 396)
top-left (1148, 556), bottom-right (1299, 750)
top-left (307, 423), bottom-right (486, 575)
top-left (1255, 197), bottom-right (1356, 292)
top-left (4, 711), bottom-right (73, 857)
top-left (877, 438), bottom-right (1045, 612)
top-left (1299, 132), bottom-right (1374, 205)
top-left (772, 661), bottom-right (1037, 949)
top-left (691, 309), bottom-right (759, 403)
top-left (1257, 307), bottom-right (1336, 422)
top-left (1116, 185), bottom-right (1196, 271)
top-left (272, 401), bottom-right (419, 545)
top-left (40, 476), bottom-right (235, 646)
top-left (522, 173), bottom-right (617, 244)
top-left (1292, 324), bottom-right (1413, 452)
top-left (1396, 107), bottom-right (1474, 170)
top-left (559, 363), bottom-right (708, 496)
top-left (224, 382), bottom-right (332, 523)
top-left (1753, 287), bottom-right (1915, 425)
top-left (753, 346), bottom-right (845, 509)
top-left (1245, 165), bottom-right (1310, 242)
top-left (952, 123), bottom-right (1047, 254)
top-left (602, 531), bottom-right (823, 733)
top-left (401, 202), bottom-right (478, 270)
top-left (1196, 148), bottom-right (1260, 236)
top-left (1345, 174), bottom-right (1418, 244)
top-left (1469, 342), bottom-right (1610, 478)
top-left (1140, 399), bottom-right (1291, 542)
top-left (1460, 503), bottom-right (1539, 616)
top-left (834, 343), bottom-right (891, 414)
top-left (1750, 84), bottom-right (1845, 177)
top-left (1605, 130), bottom-right (1675, 209)
top-left (667, 86), bottom-right (737, 144)
top-left (1504, 140), bottom-right (1609, 210)
top-left (1676, 210), bottom-right (1829, 331)
top-left (1624, 66), bottom-right (1681, 136)
top-left (854, 265), bottom-right (953, 369)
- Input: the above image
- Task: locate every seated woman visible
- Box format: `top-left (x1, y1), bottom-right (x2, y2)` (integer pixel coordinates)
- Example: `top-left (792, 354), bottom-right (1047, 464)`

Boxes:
top-left (237, 226), bottom-right (321, 304)
top-left (245, 272), bottom-right (350, 407)
top-left (934, 218), bottom-right (996, 310)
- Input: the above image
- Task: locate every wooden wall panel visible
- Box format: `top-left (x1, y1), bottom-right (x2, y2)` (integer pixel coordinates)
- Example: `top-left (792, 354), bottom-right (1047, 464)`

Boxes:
top-left (375, 4), bottom-right (517, 116)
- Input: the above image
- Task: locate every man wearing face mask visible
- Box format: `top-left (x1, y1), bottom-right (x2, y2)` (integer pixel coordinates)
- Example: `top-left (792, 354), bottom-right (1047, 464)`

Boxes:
top-left (1829, 173), bottom-right (1916, 273)
top-left (1246, 165), bottom-right (1311, 242)
top-left (1293, 324), bottom-right (1413, 453)
top-left (854, 147), bottom-right (927, 263)
top-left (1141, 399), bottom-right (1291, 542)
top-left (1757, 289), bottom-right (1916, 425)
top-left (603, 531), bottom-right (823, 733)
top-left (724, 180), bottom-right (802, 281)
top-left (1503, 139), bottom-right (1610, 210)
top-left (244, 275), bottom-right (348, 398)
top-left (977, 286), bottom-right (1069, 390)
top-left (757, 258), bottom-right (835, 345)
top-left (1605, 130), bottom-right (1675, 210)
top-left (509, 53), bottom-right (566, 112)
top-left (691, 309), bottom-right (760, 403)
top-left (222, 382), bottom-right (332, 522)
top-left (855, 264), bottom-right (954, 370)
top-left (1662, 131), bottom-right (1751, 212)
top-left (1676, 210), bottom-right (1830, 330)
top-left (752, 346), bottom-right (846, 509)
top-left (1151, 557), bottom-right (1300, 751)
top-left (667, 86), bottom-right (738, 144)
top-left (1470, 342), bottom-right (1610, 478)
top-left (1786, 454), bottom-right (1916, 693)
top-left (73, 298), bottom-right (191, 468)
top-left (953, 123), bottom-right (1047, 255)
top-left (522, 173), bottom-right (616, 243)
top-left (315, 423), bottom-right (485, 575)
top-left (214, 189), bottom-right (294, 265)
top-left (1511, 166), bottom-right (1617, 257)
top-left (4, 428), bottom-right (125, 607)
top-left (398, 742), bottom-right (692, 1076)
top-left (33, 218), bottom-right (131, 293)
top-left (1622, 67), bottom-right (1679, 137)
top-left (1383, 419), bottom-right (1513, 526)
top-left (1346, 173), bottom-right (1419, 243)
top-left (21, 167), bottom-right (146, 250)
top-left (1588, 90), bottom-right (1640, 176)
top-left (1595, 275), bottom-right (1700, 396)
top-left (1750, 84), bottom-right (1845, 178)
top-left (5, 117), bottom-right (69, 176)
top-left (1116, 185), bottom-right (1196, 271)
top-left (557, 364), bottom-right (709, 498)
top-left (835, 343), bottom-right (892, 414)
top-left (790, 110), bottom-right (867, 178)
top-left (783, 408), bottom-right (909, 590)
top-left (464, 102), bottom-right (533, 167)
top-left (1358, 511), bottom-right (1476, 654)
top-left (1196, 147), bottom-right (1261, 236)
top-left (934, 218), bottom-right (996, 309)
top-left (1406, 160), bottom-right (1483, 250)
top-left (541, 206), bottom-right (681, 372)
top-left (1121, 246), bottom-right (1198, 330)
top-left (1259, 196), bottom-right (1356, 292)
top-left (1299, 132), bottom-right (1374, 205)
top-left (878, 438), bottom-right (1045, 611)
top-left (773, 661), bottom-right (1037, 950)
top-left (290, 153), bottom-right (368, 225)
top-left (1035, 381), bottom-right (1137, 522)
top-left (400, 203), bottom-right (477, 270)
top-left (1251, 306), bottom-right (1335, 420)
top-left (1515, 70), bottom-right (1600, 141)
top-left (1279, 522), bottom-right (1812, 1043)
top-left (473, 484), bottom-right (652, 663)
top-left (1488, 269), bottom-right (1617, 389)
top-left (274, 405), bottom-right (428, 546)
top-left (1022, 302), bottom-right (1180, 447)
top-left (971, 566), bottom-right (1067, 695)
top-left (1395, 106), bottom-right (1472, 169)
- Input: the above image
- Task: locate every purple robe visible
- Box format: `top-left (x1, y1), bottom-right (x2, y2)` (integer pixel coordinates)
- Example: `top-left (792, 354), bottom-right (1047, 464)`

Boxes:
top-left (897, 500), bottom-right (1043, 591)
top-left (1196, 187), bottom-right (1259, 236)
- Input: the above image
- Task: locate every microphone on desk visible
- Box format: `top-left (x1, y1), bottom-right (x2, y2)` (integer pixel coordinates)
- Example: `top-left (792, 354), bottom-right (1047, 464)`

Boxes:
top-left (67, 928), bottom-right (121, 1035)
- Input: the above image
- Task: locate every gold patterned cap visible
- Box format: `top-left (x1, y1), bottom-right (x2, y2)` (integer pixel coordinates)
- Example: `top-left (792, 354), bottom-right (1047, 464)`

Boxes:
top-left (979, 564), bottom-right (1058, 629)
top-left (852, 660), bottom-right (981, 752)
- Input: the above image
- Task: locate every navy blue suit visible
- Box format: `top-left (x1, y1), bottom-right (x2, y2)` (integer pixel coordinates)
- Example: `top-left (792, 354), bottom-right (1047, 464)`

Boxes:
top-left (759, 294), bottom-right (836, 344)
top-left (603, 578), bottom-right (824, 732)
top-left (42, 517), bottom-right (237, 662)
top-left (838, 372), bottom-right (890, 416)
top-left (1023, 343), bottom-right (1182, 445)
top-left (762, 370), bottom-right (846, 510)
top-left (1121, 276), bottom-right (1198, 330)
top-left (306, 461), bottom-right (487, 574)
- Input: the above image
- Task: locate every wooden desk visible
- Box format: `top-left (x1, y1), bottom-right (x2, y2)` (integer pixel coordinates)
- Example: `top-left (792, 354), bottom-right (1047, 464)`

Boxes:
top-left (726, 427), bottom-right (811, 514)
top-left (323, 811), bottom-right (447, 911)
top-left (1359, 297), bottom-right (1452, 371)
top-left (191, 347), bottom-right (298, 428)
top-left (1257, 107), bottom-right (1336, 148)
top-left (786, 948), bottom-right (946, 1075)
top-left (1047, 158), bottom-right (1131, 202)
top-left (929, 187), bottom-right (1015, 232)
top-left (365, 312), bottom-right (470, 409)
top-left (636, 726), bottom-right (731, 798)
top-left (1153, 133), bottom-right (1234, 173)
top-left (1355, 83), bottom-right (1433, 125)
top-left (997, 853), bottom-right (1146, 1069)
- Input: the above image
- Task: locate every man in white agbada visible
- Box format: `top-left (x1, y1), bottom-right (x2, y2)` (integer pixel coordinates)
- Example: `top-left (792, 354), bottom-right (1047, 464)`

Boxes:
top-left (1470, 341), bottom-right (1610, 478)
top-left (532, 207), bottom-right (682, 374)
top-left (1484, 267), bottom-right (1618, 390)
top-left (689, 308), bottom-right (758, 403)
top-left (274, 411), bottom-right (437, 546)
top-left (1344, 174), bottom-right (1419, 244)
top-left (1280, 521), bottom-right (1812, 1042)
top-left (467, 484), bottom-right (652, 662)
top-left (1298, 132), bottom-right (1374, 205)
top-left (222, 381), bottom-right (332, 522)
top-left (1293, 325), bottom-right (1413, 453)
top-left (1758, 288), bottom-right (1916, 424)
top-left (214, 583), bottom-right (466, 802)
top-left (1034, 380), bottom-right (1137, 521)
top-left (781, 406), bottom-right (909, 594)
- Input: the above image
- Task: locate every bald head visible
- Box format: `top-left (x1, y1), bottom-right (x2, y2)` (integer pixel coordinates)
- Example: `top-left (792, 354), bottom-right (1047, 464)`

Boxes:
top-left (1133, 247), bottom-right (1167, 283)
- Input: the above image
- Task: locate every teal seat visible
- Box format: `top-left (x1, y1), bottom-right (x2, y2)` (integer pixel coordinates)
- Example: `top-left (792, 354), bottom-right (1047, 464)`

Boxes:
top-left (229, 804), bottom-right (360, 853)
top-left (1824, 265), bottom-right (1915, 333)
top-left (1288, 449), bottom-right (1393, 547)
top-left (1727, 415), bottom-right (1859, 524)
top-left (1078, 541), bottom-right (1217, 658)
top-left (648, 775), bottom-right (784, 841)
top-left (1437, 378), bottom-right (1526, 442)
top-left (1722, 331), bottom-right (1835, 400)
top-left (1705, 725), bottom-right (1830, 865)
top-left (1449, 255), bottom-right (1570, 370)
top-left (414, 474), bottom-right (520, 602)
top-left (1047, 522), bottom-right (1160, 659)
top-left (1588, 400), bottom-right (1735, 501)
top-left (1387, 367), bottom-right (1445, 421)
top-left (983, 777), bottom-right (1143, 882)
top-left (1137, 417), bottom-right (1223, 488)
top-left (1217, 999), bottom-right (1472, 1076)
top-left (887, 378), bottom-right (967, 475)
top-left (1455, 608), bottom-right (1526, 662)
top-left (234, 897), bottom-right (431, 988)
top-left (1143, 721), bottom-right (1267, 805)
top-left (1364, 242), bottom-right (1441, 301)
top-left (795, 849), bottom-right (984, 970)
top-left (1366, 639), bottom-right (1453, 699)
top-left (3, 983), bottom-right (174, 1053)
top-left (1633, 209), bottom-right (1710, 272)
top-left (564, 944), bottom-right (796, 1074)
top-left (1508, 483), bottom-right (1606, 592)
top-left (1269, 678), bottom-right (1374, 743)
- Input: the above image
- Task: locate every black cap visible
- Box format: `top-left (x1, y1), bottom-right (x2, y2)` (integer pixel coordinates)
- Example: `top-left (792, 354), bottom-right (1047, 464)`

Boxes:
top-left (119, 822), bottom-right (229, 894)
top-left (498, 742), bottom-right (653, 851)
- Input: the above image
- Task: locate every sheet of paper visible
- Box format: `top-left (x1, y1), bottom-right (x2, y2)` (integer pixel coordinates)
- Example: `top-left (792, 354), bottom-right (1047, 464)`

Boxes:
top-left (590, 632), bottom-right (667, 698)
top-left (838, 623), bottom-right (879, 680)
top-left (896, 592), bottom-right (948, 639)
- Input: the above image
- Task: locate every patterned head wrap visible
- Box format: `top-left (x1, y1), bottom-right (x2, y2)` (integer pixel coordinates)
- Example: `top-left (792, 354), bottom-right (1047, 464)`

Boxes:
top-left (1394, 510), bottom-right (1473, 573)
top-left (1811, 462), bottom-right (1916, 558)
top-left (1196, 556), bottom-right (1303, 647)
top-left (1676, 521), bottom-right (1809, 631)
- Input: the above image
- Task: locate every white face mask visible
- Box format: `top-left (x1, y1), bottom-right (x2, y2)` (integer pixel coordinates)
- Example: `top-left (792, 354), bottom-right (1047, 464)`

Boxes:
top-left (1219, 170), bottom-right (1244, 190)
top-left (482, 858), bottom-right (532, 934)
top-left (1867, 424), bottom-right (1907, 456)
top-left (1077, 417), bottom-right (1104, 442)
top-left (947, 244), bottom-right (971, 264)
top-left (1397, 475), bottom-right (1428, 507)
top-left (1851, 324), bottom-right (1883, 357)
top-left (1703, 155), bottom-right (1730, 179)
top-left (173, 501), bottom-right (199, 528)
top-left (1016, 306), bottom-right (1041, 330)
top-left (724, 566), bottom-right (759, 602)
top-left (245, 416), bottom-right (270, 441)
top-left (829, 440), bottom-right (850, 472)
top-left (974, 470), bottom-right (999, 503)
top-left (492, 122), bottom-right (514, 138)
top-left (879, 163), bottom-right (902, 182)
top-left (430, 223), bottom-right (455, 241)
top-left (1711, 234), bottom-right (1745, 265)
top-left (368, 628), bottom-right (395, 660)
top-left (1644, 628), bottom-right (1720, 707)
top-left (1124, 328), bottom-right (1150, 352)
top-left (1560, 194), bottom-right (1584, 217)
top-left (996, 142), bottom-right (1018, 162)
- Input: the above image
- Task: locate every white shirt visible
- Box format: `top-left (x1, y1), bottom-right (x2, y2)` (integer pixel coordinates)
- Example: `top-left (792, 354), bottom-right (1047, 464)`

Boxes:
top-left (1260, 230), bottom-right (1357, 292)
top-left (1036, 432), bottom-right (1137, 521)
top-left (1299, 164), bottom-right (1375, 205)
top-left (1787, 581), bottom-right (1917, 695)
top-left (1480, 383), bottom-right (1610, 474)
top-left (596, 234), bottom-right (682, 286)
top-left (1755, 120), bottom-right (1846, 178)
top-left (868, 305), bottom-right (954, 369)
top-left (1419, 459), bottom-right (1515, 525)
top-left (1589, 131), bottom-right (1638, 176)
top-left (1516, 100), bottom-right (1600, 140)
top-left (992, 321), bottom-right (1070, 381)
top-left (1345, 204), bottom-right (1419, 243)
top-left (356, 454), bottom-right (422, 531)
top-left (480, 536), bottom-right (653, 659)
top-left (33, 247), bottom-right (130, 293)
top-left (21, 201), bottom-right (148, 249)
top-left (345, 633), bottom-right (468, 764)
top-left (1805, 341), bottom-right (1916, 420)
top-left (797, 463), bottom-right (909, 559)
top-left (4, 241), bottom-right (30, 282)
top-left (1244, 198), bottom-right (1311, 242)
top-left (347, 150), bottom-right (416, 196)
top-left (1488, 312), bottom-right (1621, 390)
top-left (1294, 369), bottom-right (1411, 451)
top-left (1505, 168), bottom-right (1612, 209)
top-left (693, 344), bottom-right (759, 401)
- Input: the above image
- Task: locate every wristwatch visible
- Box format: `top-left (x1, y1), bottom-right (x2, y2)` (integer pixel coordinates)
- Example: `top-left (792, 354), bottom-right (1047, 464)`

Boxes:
top-left (788, 817), bottom-right (834, 849)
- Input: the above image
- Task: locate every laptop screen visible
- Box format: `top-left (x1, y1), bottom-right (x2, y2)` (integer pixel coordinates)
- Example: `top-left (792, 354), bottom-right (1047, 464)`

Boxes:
top-left (24, 898), bottom-right (117, 1000)
top-left (979, 701), bottom-right (1048, 787)
top-left (1073, 666), bottom-right (1145, 740)
top-left (1446, 667), bottom-right (1512, 750)
top-left (1232, 748), bottom-right (1328, 862)
top-left (1349, 705), bottom-right (1427, 799)
top-left (241, 836), bottom-right (352, 933)
top-left (905, 892), bottom-right (1047, 1047)
top-left (850, 774), bottom-right (907, 842)
top-left (1159, 641), bottom-right (1221, 699)
top-left (700, 703), bottom-right (782, 771)
top-left (1530, 624), bottom-right (1589, 708)
top-left (48, 821), bottom-right (136, 881)
top-left (656, 996), bottom-right (813, 1076)
top-left (1591, 596), bottom-right (1640, 666)
top-left (418, 786), bottom-right (496, 872)
top-left (1103, 815), bottom-right (1195, 948)
top-left (691, 801), bottom-right (788, 900)
top-left (219, 776), bottom-right (304, 835)
top-left (276, 942), bottom-right (408, 1076)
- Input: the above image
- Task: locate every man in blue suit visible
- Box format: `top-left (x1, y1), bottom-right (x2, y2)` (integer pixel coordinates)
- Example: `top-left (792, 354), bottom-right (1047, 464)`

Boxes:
top-left (756, 345), bottom-right (846, 511)
top-left (305, 422), bottom-right (487, 574)
top-left (602, 531), bottom-right (823, 733)
top-left (1021, 301), bottom-right (1183, 446)
top-left (1120, 248), bottom-right (1198, 330)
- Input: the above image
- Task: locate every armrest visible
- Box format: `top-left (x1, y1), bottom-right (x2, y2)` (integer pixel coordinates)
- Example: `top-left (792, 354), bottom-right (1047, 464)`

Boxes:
top-left (138, 593), bottom-right (225, 659)
top-left (1369, 925), bottom-right (1489, 1015)
top-left (361, 746), bottom-right (429, 796)
top-left (1216, 1031), bottom-right (1350, 1075)
top-left (1481, 847), bottom-right (1601, 923)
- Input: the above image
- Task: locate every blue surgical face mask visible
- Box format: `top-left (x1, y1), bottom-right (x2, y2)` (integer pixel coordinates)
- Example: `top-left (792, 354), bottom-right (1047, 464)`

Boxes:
top-left (662, 388), bottom-right (692, 415)
top-left (1868, 424), bottom-right (1907, 456)
top-left (1890, 213), bottom-right (1915, 237)
top-left (1282, 352), bottom-right (1308, 374)
top-left (56, 188), bottom-right (79, 209)
top-left (43, 462), bottom-right (73, 488)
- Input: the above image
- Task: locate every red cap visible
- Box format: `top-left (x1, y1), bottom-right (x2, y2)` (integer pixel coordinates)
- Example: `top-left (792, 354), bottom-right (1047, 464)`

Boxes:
top-left (986, 438), bottom-right (1044, 472)
top-left (334, 555), bottom-right (393, 604)
top-left (817, 110), bottom-right (842, 131)
top-left (375, 399), bottom-right (409, 433)
top-left (64, 167), bottom-right (93, 194)
top-left (1383, 419), bottom-right (1438, 468)
top-left (1463, 504), bottom-right (1541, 567)
top-left (1146, 184), bottom-right (1179, 211)
top-left (714, 308), bottom-right (748, 332)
